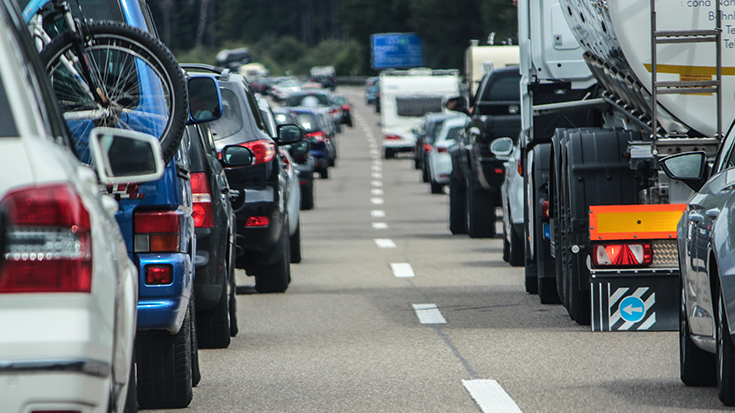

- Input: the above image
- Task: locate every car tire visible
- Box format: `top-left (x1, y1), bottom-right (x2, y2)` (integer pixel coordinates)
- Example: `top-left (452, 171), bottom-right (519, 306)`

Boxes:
top-left (196, 276), bottom-right (231, 349)
top-left (384, 148), bottom-right (395, 159)
top-left (189, 300), bottom-right (201, 387)
top-left (718, 286), bottom-right (735, 405)
top-left (414, 155), bottom-right (421, 170)
top-left (122, 355), bottom-right (137, 413)
top-left (301, 181), bottom-right (315, 210)
top-left (508, 225), bottom-right (524, 267)
top-left (449, 176), bottom-right (467, 235)
top-left (290, 220), bottom-right (302, 264)
top-left (136, 303), bottom-right (193, 409)
top-left (422, 164), bottom-right (430, 183)
top-left (502, 225), bottom-right (510, 263)
top-left (680, 289), bottom-right (715, 386)
top-left (228, 244), bottom-right (239, 337)
top-left (254, 229), bottom-right (291, 293)
top-left (319, 168), bottom-right (329, 179)
top-left (466, 176), bottom-right (496, 239)
top-left (430, 181), bottom-right (443, 194)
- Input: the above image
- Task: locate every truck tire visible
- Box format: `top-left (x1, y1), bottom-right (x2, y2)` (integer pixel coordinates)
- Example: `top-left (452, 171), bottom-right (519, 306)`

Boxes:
top-left (254, 227), bottom-right (291, 293)
top-left (680, 290), bottom-right (715, 386)
top-left (196, 276), bottom-right (231, 349)
top-left (466, 175), bottom-right (496, 238)
top-left (449, 174), bottom-right (467, 235)
top-left (551, 130), bottom-right (569, 309)
top-left (136, 304), bottom-right (193, 409)
top-left (532, 143), bottom-right (560, 304)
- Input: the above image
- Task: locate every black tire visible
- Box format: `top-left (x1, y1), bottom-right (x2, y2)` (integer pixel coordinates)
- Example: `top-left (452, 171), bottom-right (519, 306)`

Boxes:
top-left (508, 225), bottom-right (524, 267)
top-left (525, 265), bottom-right (538, 294)
top-left (502, 225), bottom-right (510, 263)
top-left (384, 148), bottom-right (395, 159)
top-left (228, 242), bottom-right (239, 337)
top-left (538, 277), bottom-right (561, 304)
top-left (196, 276), bottom-right (231, 349)
top-left (329, 157), bottom-right (336, 167)
top-left (422, 164), bottom-right (430, 183)
top-left (718, 285), bottom-right (735, 404)
top-left (136, 304), bottom-right (193, 409)
top-left (680, 289), bottom-right (716, 386)
top-left (290, 221), bottom-right (302, 263)
top-left (40, 21), bottom-right (188, 166)
top-left (466, 176), bottom-right (496, 239)
top-left (189, 299), bottom-right (201, 387)
top-left (430, 181), bottom-right (444, 194)
top-left (449, 176), bottom-right (467, 235)
top-left (319, 168), bottom-right (329, 179)
top-left (414, 154), bottom-right (421, 170)
top-left (301, 181), bottom-right (315, 210)
top-left (254, 229), bottom-right (291, 293)
top-left (122, 354), bottom-right (137, 413)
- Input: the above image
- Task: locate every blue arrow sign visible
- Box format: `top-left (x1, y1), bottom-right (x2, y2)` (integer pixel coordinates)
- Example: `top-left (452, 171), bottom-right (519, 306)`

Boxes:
top-left (619, 296), bottom-right (646, 323)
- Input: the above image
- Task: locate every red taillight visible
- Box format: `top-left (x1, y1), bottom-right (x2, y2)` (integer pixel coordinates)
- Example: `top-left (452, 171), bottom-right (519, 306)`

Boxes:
top-left (437, 146), bottom-right (449, 153)
top-left (238, 140), bottom-right (276, 165)
top-left (517, 162), bottom-right (523, 177)
top-left (423, 143), bottom-right (432, 152)
top-left (245, 216), bottom-right (270, 227)
top-left (306, 131), bottom-right (327, 142)
top-left (494, 168), bottom-right (504, 175)
top-left (190, 173), bottom-right (213, 228)
top-left (0, 183), bottom-right (92, 293)
top-left (542, 200), bottom-right (550, 219)
top-left (341, 104), bottom-right (351, 111)
top-left (134, 211), bottom-right (181, 253)
top-left (592, 243), bottom-right (653, 267)
top-left (145, 264), bottom-right (173, 285)
top-left (329, 108), bottom-right (340, 115)
top-left (384, 134), bottom-right (402, 141)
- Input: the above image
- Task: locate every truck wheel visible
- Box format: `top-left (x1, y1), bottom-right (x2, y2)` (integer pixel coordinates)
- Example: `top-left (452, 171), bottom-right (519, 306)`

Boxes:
top-left (449, 176), bottom-right (467, 235)
top-left (196, 276), bottom-right (231, 349)
top-left (508, 225), bottom-right (524, 267)
top-left (136, 304), bottom-right (193, 409)
top-left (680, 290), bottom-right (715, 386)
top-left (718, 284), bottom-right (735, 405)
top-left (254, 229), bottom-right (291, 293)
top-left (466, 176), bottom-right (496, 239)
top-left (290, 220), bottom-right (302, 264)
top-left (538, 277), bottom-right (561, 304)
top-left (300, 181), bottom-right (315, 210)
top-left (430, 181), bottom-right (443, 194)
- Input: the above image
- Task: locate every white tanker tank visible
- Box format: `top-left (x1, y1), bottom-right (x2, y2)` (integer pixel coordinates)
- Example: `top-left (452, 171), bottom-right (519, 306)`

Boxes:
top-left (560, 0), bottom-right (730, 138)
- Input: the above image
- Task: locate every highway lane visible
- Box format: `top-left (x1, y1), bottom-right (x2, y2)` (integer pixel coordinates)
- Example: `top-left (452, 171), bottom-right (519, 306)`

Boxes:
top-left (151, 86), bottom-right (726, 412)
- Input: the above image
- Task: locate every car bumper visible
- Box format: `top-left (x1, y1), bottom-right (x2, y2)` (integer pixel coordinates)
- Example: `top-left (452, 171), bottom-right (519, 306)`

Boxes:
top-left (194, 227), bottom-right (226, 311)
top-left (136, 252), bottom-right (192, 333)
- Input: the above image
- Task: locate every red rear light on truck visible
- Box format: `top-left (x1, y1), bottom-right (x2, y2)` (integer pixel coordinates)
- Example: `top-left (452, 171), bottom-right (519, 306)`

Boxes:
top-left (0, 183), bottom-right (92, 293)
top-left (134, 211), bottom-right (181, 253)
top-left (592, 243), bottom-right (653, 267)
top-left (190, 172), bottom-right (213, 228)
top-left (236, 140), bottom-right (275, 165)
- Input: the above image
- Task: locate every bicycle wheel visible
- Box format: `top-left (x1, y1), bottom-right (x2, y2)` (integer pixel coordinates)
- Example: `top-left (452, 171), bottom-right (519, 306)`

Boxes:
top-left (40, 21), bottom-right (187, 165)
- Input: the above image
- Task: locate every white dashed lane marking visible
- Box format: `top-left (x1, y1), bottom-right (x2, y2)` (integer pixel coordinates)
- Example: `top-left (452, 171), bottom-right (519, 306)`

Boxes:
top-left (390, 263), bottom-right (415, 278)
top-left (462, 380), bottom-right (523, 413)
top-left (372, 222), bottom-right (388, 230)
top-left (370, 198), bottom-right (384, 205)
top-left (371, 180), bottom-right (383, 187)
top-left (371, 210), bottom-right (385, 218)
top-left (371, 189), bottom-right (384, 196)
top-left (372, 172), bottom-right (382, 179)
top-left (412, 304), bottom-right (446, 324)
top-left (374, 238), bottom-right (396, 248)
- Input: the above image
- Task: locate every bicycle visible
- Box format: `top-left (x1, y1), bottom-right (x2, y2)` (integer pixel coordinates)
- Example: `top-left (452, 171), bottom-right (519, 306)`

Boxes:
top-left (22, 0), bottom-right (188, 164)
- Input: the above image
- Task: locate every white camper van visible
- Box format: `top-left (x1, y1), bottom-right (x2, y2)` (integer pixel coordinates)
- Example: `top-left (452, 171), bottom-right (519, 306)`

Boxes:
top-left (379, 68), bottom-right (460, 158)
top-left (464, 41), bottom-right (519, 96)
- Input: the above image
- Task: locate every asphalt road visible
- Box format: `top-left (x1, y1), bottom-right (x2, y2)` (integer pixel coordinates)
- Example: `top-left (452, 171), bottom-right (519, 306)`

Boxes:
top-left (152, 86), bottom-right (728, 413)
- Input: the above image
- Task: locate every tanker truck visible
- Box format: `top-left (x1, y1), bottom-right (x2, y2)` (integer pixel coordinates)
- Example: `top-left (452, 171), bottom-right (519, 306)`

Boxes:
top-left (515, 0), bottom-right (726, 330)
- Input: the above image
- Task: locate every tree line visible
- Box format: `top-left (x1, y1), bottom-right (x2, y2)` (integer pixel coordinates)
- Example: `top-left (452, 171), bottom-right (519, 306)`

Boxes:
top-left (148, 0), bottom-right (517, 75)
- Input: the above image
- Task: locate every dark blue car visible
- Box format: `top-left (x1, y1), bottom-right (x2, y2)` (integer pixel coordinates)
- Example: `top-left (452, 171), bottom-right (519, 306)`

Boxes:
top-left (290, 107), bottom-right (335, 179)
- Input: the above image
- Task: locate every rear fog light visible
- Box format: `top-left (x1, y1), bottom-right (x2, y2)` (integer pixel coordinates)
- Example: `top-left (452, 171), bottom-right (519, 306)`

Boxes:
top-left (145, 264), bottom-right (173, 285)
top-left (245, 216), bottom-right (270, 227)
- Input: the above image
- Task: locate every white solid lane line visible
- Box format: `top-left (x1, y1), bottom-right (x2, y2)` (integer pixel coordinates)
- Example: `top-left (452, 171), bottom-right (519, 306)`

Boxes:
top-left (374, 238), bottom-right (396, 248)
top-left (370, 198), bottom-right (384, 205)
top-left (372, 222), bottom-right (388, 229)
top-left (412, 304), bottom-right (446, 324)
top-left (391, 263), bottom-right (415, 278)
top-left (371, 210), bottom-right (385, 218)
top-left (462, 380), bottom-right (523, 413)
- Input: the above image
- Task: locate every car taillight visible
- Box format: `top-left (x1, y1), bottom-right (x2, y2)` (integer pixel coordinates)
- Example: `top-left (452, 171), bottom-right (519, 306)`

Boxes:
top-left (341, 104), bottom-right (351, 111)
top-left (542, 200), bottom-right (550, 219)
top-left (384, 134), bottom-right (402, 141)
top-left (592, 243), bottom-right (653, 267)
top-left (306, 131), bottom-right (327, 143)
top-left (245, 216), bottom-right (270, 227)
top-left (437, 146), bottom-right (449, 153)
top-left (494, 168), bottom-right (504, 174)
top-left (134, 211), bottom-right (181, 253)
top-left (145, 264), bottom-right (173, 285)
top-left (329, 108), bottom-right (340, 115)
top-left (190, 173), bottom-right (213, 228)
top-left (237, 140), bottom-right (276, 165)
top-left (0, 183), bottom-right (92, 293)
top-left (518, 162), bottom-right (523, 177)
top-left (423, 143), bottom-right (432, 152)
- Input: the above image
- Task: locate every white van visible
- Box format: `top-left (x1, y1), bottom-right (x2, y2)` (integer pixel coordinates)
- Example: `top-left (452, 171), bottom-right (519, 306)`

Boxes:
top-left (379, 68), bottom-right (460, 158)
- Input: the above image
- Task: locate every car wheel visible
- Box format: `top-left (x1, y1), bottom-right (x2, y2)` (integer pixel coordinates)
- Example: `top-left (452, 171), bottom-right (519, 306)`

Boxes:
top-left (254, 228), bottom-right (291, 293)
top-left (414, 154), bottom-right (421, 170)
top-left (384, 148), bottom-right (395, 159)
top-left (290, 220), bottom-right (302, 264)
top-left (122, 355), bottom-right (137, 413)
top-left (196, 276), bottom-right (231, 349)
top-left (189, 300), bottom-right (201, 387)
top-left (680, 289), bottom-right (715, 386)
top-left (466, 176), bottom-right (496, 239)
top-left (449, 176), bottom-right (467, 235)
top-left (718, 285), bottom-right (735, 405)
top-left (508, 225), bottom-right (524, 267)
top-left (502, 225), bottom-right (510, 263)
top-left (422, 164), bottom-right (430, 183)
top-left (320, 168), bottom-right (329, 179)
top-left (301, 181), bottom-right (315, 210)
top-left (228, 245), bottom-right (239, 337)
top-left (136, 302), bottom-right (193, 409)
top-left (430, 181), bottom-right (443, 194)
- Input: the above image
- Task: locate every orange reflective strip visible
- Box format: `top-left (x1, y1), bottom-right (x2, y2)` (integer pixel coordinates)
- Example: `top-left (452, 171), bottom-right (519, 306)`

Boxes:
top-left (589, 204), bottom-right (686, 241)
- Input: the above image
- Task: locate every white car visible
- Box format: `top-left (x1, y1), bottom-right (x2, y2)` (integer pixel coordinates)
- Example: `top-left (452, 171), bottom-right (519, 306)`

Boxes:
top-left (427, 117), bottom-right (467, 194)
top-left (490, 136), bottom-right (525, 267)
top-left (270, 78), bottom-right (302, 102)
top-left (0, 1), bottom-right (164, 411)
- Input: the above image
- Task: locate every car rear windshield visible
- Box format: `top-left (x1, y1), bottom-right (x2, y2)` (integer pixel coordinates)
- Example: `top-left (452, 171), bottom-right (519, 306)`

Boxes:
top-left (396, 97), bottom-right (444, 117)
top-left (210, 88), bottom-right (244, 140)
top-left (294, 113), bottom-right (320, 133)
top-left (287, 94), bottom-right (331, 107)
top-left (444, 126), bottom-right (463, 141)
top-left (480, 74), bottom-right (521, 102)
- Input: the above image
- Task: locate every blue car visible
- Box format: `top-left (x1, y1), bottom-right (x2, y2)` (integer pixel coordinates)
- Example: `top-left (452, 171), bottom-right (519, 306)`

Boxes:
top-left (290, 106), bottom-right (335, 179)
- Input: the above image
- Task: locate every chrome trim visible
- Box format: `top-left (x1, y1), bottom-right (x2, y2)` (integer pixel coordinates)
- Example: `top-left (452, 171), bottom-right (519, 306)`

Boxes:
top-left (0, 359), bottom-right (111, 378)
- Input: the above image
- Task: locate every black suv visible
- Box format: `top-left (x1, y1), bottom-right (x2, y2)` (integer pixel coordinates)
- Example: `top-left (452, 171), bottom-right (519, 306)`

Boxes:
top-left (181, 64), bottom-right (301, 293)
top-left (448, 67), bottom-right (522, 238)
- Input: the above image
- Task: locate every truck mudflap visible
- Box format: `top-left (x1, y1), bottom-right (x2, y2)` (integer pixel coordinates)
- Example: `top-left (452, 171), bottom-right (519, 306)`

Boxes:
top-left (587, 203), bottom-right (686, 332)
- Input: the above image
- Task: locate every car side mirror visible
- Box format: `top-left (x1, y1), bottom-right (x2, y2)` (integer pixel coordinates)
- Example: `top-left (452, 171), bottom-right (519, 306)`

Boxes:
top-left (444, 95), bottom-right (469, 114)
top-left (490, 137), bottom-right (514, 157)
top-left (275, 124), bottom-right (303, 145)
top-left (289, 140), bottom-right (311, 157)
top-left (188, 75), bottom-right (223, 124)
top-left (660, 151), bottom-right (708, 192)
top-left (220, 145), bottom-right (255, 167)
top-left (89, 127), bottom-right (165, 184)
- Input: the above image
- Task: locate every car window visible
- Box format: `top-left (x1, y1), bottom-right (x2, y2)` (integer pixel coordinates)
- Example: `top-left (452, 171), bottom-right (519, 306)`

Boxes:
top-left (260, 108), bottom-right (277, 138)
top-left (0, 75), bottom-right (18, 137)
top-left (481, 73), bottom-right (521, 102)
top-left (75, 0), bottom-right (125, 21)
top-left (396, 97), bottom-right (444, 117)
top-left (444, 126), bottom-right (463, 141)
top-left (295, 113), bottom-right (320, 133)
top-left (210, 88), bottom-right (243, 140)
top-left (288, 94), bottom-right (330, 107)
top-left (242, 81), bottom-right (267, 132)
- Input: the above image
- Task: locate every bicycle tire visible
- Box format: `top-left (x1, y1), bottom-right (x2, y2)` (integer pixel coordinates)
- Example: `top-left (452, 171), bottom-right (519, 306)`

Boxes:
top-left (40, 21), bottom-right (187, 165)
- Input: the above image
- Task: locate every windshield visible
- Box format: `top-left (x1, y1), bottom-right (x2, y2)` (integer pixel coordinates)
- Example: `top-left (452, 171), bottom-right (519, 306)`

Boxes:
top-left (396, 97), bottom-right (444, 117)
top-left (294, 113), bottom-right (320, 133)
top-left (481, 73), bottom-right (521, 101)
